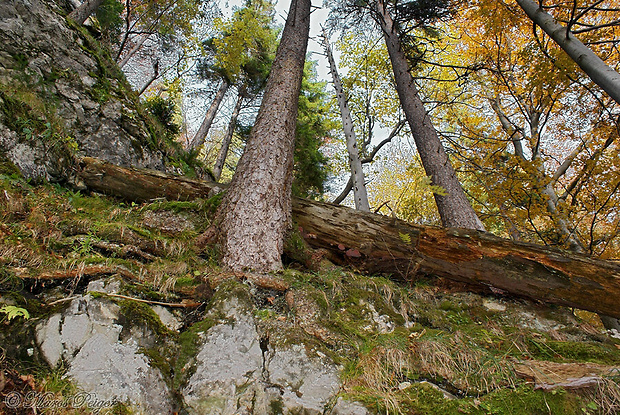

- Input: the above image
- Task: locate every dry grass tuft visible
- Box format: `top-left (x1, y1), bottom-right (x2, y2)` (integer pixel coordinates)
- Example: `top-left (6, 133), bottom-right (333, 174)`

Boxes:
top-left (583, 376), bottom-right (620, 415)
top-left (411, 331), bottom-right (516, 395)
top-left (0, 243), bottom-right (47, 268)
top-left (345, 346), bottom-right (415, 414)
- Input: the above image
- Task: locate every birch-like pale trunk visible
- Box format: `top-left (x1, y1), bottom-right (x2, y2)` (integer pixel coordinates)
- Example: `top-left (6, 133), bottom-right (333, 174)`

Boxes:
top-left (490, 94), bottom-right (619, 329)
top-left (212, 94), bottom-right (243, 181)
top-left (489, 97), bottom-right (586, 253)
top-left (323, 34), bottom-right (370, 211)
top-left (332, 120), bottom-right (405, 205)
top-left (118, 33), bottom-right (151, 68)
top-left (374, 0), bottom-right (485, 230)
top-left (189, 81), bottom-right (229, 150)
top-left (213, 0), bottom-right (311, 272)
top-left (68, 0), bottom-right (105, 25)
top-left (515, 0), bottom-right (620, 105)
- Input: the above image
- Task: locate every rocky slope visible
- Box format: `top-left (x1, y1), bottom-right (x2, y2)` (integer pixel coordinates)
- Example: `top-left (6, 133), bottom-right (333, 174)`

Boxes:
top-left (0, 0), bottom-right (170, 183)
top-left (0, 178), bottom-right (618, 414)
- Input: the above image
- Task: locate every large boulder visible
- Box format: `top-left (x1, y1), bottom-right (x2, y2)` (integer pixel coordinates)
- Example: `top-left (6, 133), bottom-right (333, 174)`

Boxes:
top-left (180, 283), bottom-right (343, 415)
top-left (35, 278), bottom-right (175, 414)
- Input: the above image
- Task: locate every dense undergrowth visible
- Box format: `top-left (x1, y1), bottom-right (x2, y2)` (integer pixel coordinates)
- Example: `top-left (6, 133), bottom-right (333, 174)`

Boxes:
top-left (0, 171), bottom-right (619, 414)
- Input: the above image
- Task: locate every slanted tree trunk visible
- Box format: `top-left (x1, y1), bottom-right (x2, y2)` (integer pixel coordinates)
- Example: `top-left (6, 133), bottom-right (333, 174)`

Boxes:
top-left (212, 94), bottom-right (244, 181)
top-left (374, 0), bottom-right (485, 231)
top-left (189, 81), bottom-right (229, 150)
top-left (76, 157), bottom-right (620, 319)
top-left (332, 119), bottom-right (405, 205)
top-left (515, 0), bottom-right (620, 105)
top-left (68, 0), bottom-right (104, 25)
top-left (322, 33), bottom-right (370, 211)
top-left (491, 94), bottom-right (619, 328)
top-left (212, 0), bottom-right (311, 272)
top-left (118, 33), bottom-right (151, 68)
top-left (137, 60), bottom-right (159, 96)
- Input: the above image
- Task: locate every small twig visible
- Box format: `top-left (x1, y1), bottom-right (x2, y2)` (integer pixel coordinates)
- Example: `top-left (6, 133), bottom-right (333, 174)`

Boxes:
top-left (92, 292), bottom-right (201, 308)
top-left (45, 296), bottom-right (80, 307)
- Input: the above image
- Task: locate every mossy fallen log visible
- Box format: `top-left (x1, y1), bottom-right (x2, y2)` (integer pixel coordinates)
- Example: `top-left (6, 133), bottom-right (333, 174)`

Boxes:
top-left (77, 157), bottom-right (620, 318)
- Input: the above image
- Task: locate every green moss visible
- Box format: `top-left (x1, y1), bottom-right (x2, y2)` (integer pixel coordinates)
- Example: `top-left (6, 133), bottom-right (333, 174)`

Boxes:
top-left (117, 298), bottom-right (173, 338)
top-left (269, 399), bottom-right (284, 414)
top-left (173, 314), bottom-right (220, 389)
top-left (284, 227), bottom-right (311, 266)
top-left (348, 382), bottom-right (585, 415)
top-left (175, 276), bottom-right (200, 288)
top-left (475, 385), bottom-right (583, 415)
top-left (0, 156), bottom-right (23, 178)
top-left (527, 338), bottom-right (620, 365)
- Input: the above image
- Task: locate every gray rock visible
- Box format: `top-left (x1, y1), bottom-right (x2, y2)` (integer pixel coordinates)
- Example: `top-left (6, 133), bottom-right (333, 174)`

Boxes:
top-left (68, 334), bottom-right (171, 414)
top-left (151, 305), bottom-right (183, 332)
top-left (329, 397), bottom-right (371, 415)
top-left (266, 344), bottom-right (341, 414)
top-left (35, 293), bottom-right (174, 413)
top-left (0, 0), bottom-right (167, 182)
top-left (87, 277), bottom-right (122, 295)
top-left (182, 291), bottom-right (344, 415)
top-left (183, 298), bottom-right (263, 414)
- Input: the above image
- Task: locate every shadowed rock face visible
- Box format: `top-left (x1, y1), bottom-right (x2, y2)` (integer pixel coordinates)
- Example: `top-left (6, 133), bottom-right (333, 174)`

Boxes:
top-left (0, 0), bottom-right (166, 182)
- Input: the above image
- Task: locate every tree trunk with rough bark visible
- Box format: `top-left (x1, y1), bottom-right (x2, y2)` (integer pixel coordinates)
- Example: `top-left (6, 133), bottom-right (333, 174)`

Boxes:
top-left (323, 33), bottom-right (370, 211)
top-left (515, 0), bottom-right (620, 105)
top-left (212, 94), bottom-right (244, 181)
top-left (68, 0), bottom-right (104, 25)
top-left (211, 0), bottom-right (311, 272)
top-left (374, 0), bottom-right (485, 231)
top-left (76, 157), bottom-right (620, 319)
top-left (189, 81), bottom-right (229, 150)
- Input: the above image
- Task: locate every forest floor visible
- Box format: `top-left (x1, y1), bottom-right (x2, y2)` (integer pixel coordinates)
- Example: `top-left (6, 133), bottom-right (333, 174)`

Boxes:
top-left (0, 171), bottom-right (619, 414)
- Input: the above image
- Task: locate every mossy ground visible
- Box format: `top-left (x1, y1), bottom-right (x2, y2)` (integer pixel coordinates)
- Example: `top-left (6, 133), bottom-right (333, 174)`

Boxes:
top-left (0, 175), bottom-right (618, 414)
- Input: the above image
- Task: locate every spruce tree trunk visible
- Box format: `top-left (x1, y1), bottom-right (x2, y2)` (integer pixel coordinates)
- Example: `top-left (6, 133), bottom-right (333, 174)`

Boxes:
top-left (323, 34), bottom-right (370, 211)
top-left (212, 94), bottom-right (244, 181)
top-left (515, 0), bottom-right (620, 105)
top-left (189, 81), bottom-right (229, 150)
top-left (213, 0), bottom-right (311, 272)
top-left (374, 0), bottom-right (485, 231)
top-left (68, 0), bottom-right (105, 25)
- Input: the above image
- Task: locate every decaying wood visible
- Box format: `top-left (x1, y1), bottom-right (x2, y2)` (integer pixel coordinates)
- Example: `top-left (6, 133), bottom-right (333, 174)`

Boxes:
top-left (13, 264), bottom-right (138, 281)
top-left (77, 157), bottom-right (224, 202)
top-left (513, 360), bottom-right (620, 391)
top-left (77, 157), bottom-right (620, 318)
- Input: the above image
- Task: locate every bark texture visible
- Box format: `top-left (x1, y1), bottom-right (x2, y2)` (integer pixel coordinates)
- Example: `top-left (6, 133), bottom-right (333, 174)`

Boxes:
top-left (68, 0), bottom-right (104, 25)
top-left (189, 81), bottom-right (229, 150)
top-left (323, 34), bottom-right (370, 211)
top-left (375, 0), bottom-right (485, 231)
top-left (212, 0), bottom-right (311, 272)
top-left (212, 94), bottom-right (244, 181)
top-left (77, 157), bottom-right (620, 319)
top-left (515, 0), bottom-right (620, 105)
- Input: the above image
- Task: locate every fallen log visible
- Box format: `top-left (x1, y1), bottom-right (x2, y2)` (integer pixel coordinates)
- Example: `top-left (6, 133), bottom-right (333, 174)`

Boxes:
top-left (77, 157), bottom-right (620, 319)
